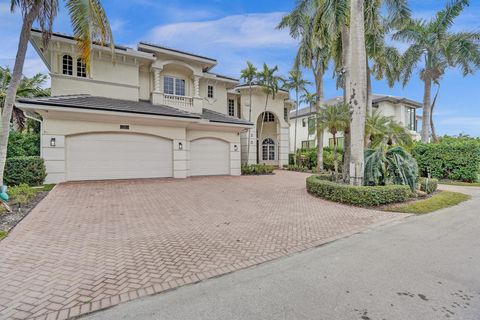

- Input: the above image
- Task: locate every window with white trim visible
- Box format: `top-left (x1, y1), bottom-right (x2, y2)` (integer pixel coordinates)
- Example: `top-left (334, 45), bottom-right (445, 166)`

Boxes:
top-left (62, 55), bottom-right (73, 75)
top-left (207, 85), bottom-right (214, 98)
top-left (228, 99), bottom-right (235, 117)
top-left (262, 138), bottom-right (275, 161)
top-left (284, 107), bottom-right (288, 121)
top-left (406, 107), bottom-right (416, 131)
top-left (263, 112), bottom-right (275, 122)
top-left (76, 58), bottom-right (86, 77)
top-left (163, 76), bottom-right (185, 96)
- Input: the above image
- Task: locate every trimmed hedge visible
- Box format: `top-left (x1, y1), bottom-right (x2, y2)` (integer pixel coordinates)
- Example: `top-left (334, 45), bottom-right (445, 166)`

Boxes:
top-left (241, 164), bottom-right (274, 175)
top-left (7, 131), bottom-right (40, 158)
top-left (412, 140), bottom-right (480, 182)
top-left (295, 147), bottom-right (343, 172)
top-left (4, 156), bottom-right (47, 186)
top-left (306, 175), bottom-right (411, 207)
top-left (418, 177), bottom-right (438, 194)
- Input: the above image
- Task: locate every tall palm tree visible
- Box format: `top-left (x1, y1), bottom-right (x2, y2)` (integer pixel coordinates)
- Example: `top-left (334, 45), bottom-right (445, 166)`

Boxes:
top-left (240, 61), bottom-right (258, 163)
top-left (257, 63), bottom-right (282, 163)
top-left (0, 0), bottom-right (114, 185)
top-left (283, 69), bottom-right (311, 160)
top-left (318, 103), bottom-right (349, 176)
top-left (0, 67), bottom-right (50, 131)
top-left (278, 6), bottom-right (332, 172)
top-left (393, 0), bottom-right (480, 143)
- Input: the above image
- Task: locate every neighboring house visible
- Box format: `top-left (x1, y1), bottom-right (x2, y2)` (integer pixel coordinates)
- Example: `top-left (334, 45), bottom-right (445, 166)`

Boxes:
top-left (17, 29), bottom-right (293, 183)
top-left (289, 95), bottom-right (422, 152)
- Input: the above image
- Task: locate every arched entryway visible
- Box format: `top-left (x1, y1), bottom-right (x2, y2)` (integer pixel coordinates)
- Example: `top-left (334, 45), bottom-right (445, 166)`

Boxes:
top-left (256, 111), bottom-right (279, 165)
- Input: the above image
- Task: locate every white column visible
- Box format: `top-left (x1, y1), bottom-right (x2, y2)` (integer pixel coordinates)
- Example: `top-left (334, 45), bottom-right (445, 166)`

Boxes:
top-left (152, 67), bottom-right (162, 93)
top-left (193, 75), bottom-right (200, 97)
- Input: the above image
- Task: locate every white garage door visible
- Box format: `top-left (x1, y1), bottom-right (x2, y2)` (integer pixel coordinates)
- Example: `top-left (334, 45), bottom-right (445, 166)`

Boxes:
top-left (190, 138), bottom-right (230, 176)
top-left (66, 133), bottom-right (173, 181)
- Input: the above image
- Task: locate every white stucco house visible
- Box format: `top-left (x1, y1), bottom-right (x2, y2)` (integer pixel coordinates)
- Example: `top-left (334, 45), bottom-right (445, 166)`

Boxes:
top-left (17, 30), bottom-right (293, 184)
top-left (289, 95), bottom-right (422, 152)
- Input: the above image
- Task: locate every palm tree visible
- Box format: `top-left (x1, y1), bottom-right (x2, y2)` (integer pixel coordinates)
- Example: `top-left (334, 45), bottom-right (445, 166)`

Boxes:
top-left (278, 6), bottom-right (332, 172)
top-left (0, 0), bottom-right (114, 186)
top-left (393, 0), bottom-right (480, 143)
top-left (318, 103), bottom-right (349, 176)
top-left (300, 91), bottom-right (317, 142)
top-left (283, 69), bottom-right (311, 160)
top-left (257, 63), bottom-right (282, 163)
top-left (365, 111), bottom-right (413, 149)
top-left (0, 67), bottom-right (50, 131)
top-left (240, 61), bottom-right (258, 163)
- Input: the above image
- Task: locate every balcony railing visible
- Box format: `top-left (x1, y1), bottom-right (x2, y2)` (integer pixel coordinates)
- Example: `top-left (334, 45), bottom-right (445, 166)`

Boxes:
top-left (163, 94), bottom-right (193, 108)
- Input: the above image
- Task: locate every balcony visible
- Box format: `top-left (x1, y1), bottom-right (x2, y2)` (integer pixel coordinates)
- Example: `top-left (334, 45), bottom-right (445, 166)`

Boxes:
top-left (163, 94), bottom-right (193, 108)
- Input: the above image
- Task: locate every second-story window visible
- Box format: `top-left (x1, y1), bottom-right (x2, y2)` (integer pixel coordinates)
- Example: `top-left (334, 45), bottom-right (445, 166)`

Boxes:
top-left (263, 112), bottom-right (275, 122)
top-left (164, 76), bottom-right (185, 96)
top-left (207, 85), bottom-right (214, 98)
top-left (62, 55), bottom-right (73, 75)
top-left (228, 99), bottom-right (235, 117)
top-left (77, 58), bottom-right (86, 77)
top-left (284, 107), bottom-right (288, 121)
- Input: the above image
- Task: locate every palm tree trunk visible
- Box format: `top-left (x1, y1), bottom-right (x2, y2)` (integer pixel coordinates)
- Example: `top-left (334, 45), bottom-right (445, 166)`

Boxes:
top-left (333, 133), bottom-right (338, 177)
top-left (314, 65), bottom-right (324, 172)
top-left (430, 83), bottom-right (440, 143)
top-left (367, 63), bottom-right (373, 116)
top-left (0, 7), bottom-right (39, 185)
top-left (421, 78), bottom-right (432, 143)
top-left (258, 93), bottom-right (270, 164)
top-left (246, 83), bottom-right (253, 163)
top-left (347, 0), bottom-right (368, 186)
top-left (341, 24), bottom-right (351, 182)
top-left (293, 88), bottom-right (299, 164)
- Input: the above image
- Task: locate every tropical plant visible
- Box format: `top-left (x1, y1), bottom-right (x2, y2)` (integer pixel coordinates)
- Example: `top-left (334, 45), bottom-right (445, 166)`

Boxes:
top-left (240, 61), bottom-right (258, 163)
top-left (0, 66), bottom-right (50, 131)
top-left (364, 146), bottom-right (418, 191)
top-left (0, 0), bottom-right (114, 186)
top-left (257, 63), bottom-right (282, 161)
top-left (393, 0), bottom-right (480, 143)
top-left (365, 111), bottom-right (413, 149)
top-left (283, 69), bottom-right (311, 161)
top-left (317, 103), bottom-right (349, 176)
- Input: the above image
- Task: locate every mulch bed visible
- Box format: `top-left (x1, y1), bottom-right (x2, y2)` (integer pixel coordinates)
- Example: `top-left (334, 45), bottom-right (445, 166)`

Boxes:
top-left (0, 190), bottom-right (50, 234)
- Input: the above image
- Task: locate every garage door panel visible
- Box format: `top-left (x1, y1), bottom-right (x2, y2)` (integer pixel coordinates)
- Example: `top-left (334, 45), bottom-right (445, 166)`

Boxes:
top-left (66, 133), bottom-right (173, 181)
top-left (190, 139), bottom-right (230, 176)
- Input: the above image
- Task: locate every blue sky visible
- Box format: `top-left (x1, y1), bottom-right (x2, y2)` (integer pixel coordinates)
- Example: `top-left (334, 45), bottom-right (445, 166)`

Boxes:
top-left (1, 0), bottom-right (479, 136)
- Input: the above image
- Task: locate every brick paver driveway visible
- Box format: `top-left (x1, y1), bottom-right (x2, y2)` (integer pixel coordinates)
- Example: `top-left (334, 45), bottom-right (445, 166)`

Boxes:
top-left (0, 171), bottom-right (404, 319)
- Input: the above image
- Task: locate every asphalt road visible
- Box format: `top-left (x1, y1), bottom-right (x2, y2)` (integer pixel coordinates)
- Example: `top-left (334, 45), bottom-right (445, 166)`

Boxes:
top-left (85, 184), bottom-right (480, 320)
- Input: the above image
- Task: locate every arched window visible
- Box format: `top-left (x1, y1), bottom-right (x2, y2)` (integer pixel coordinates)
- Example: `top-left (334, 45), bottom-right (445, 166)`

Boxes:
top-left (262, 138), bottom-right (275, 161)
top-left (263, 112), bottom-right (275, 122)
top-left (77, 58), bottom-right (86, 77)
top-left (62, 55), bottom-right (73, 75)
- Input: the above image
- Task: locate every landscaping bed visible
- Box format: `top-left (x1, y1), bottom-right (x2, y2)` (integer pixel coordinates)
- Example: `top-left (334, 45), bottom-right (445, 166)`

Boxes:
top-left (0, 184), bottom-right (54, 239)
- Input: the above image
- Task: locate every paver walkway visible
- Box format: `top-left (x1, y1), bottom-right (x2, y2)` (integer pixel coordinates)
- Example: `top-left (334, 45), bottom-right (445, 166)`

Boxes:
top-left (0, 171), bottom-right (404, 319)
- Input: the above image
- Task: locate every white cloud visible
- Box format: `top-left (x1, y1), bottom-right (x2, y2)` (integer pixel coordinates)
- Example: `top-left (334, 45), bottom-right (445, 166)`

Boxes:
top-left (146, 12), bottom-right (295, 49)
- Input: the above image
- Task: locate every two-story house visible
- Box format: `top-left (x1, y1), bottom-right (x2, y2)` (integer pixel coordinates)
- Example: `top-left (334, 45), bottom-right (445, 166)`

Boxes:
top-left (17, 30), bottom-right (293, 183)
top-left (289, 95), bottom-right (422, 151)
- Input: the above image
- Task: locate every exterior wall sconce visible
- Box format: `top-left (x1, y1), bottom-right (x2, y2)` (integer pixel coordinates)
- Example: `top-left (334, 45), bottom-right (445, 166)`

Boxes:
top-left (234, 145), bottom-right (238, 152)
top-left (178, 142), bottom-right (183, 150)
top-left (50, 137), bottom-right (56, 147)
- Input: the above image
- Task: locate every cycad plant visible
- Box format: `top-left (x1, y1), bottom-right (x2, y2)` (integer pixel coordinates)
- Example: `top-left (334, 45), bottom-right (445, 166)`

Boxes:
top-left (364, 146), bottom-right (418, 191)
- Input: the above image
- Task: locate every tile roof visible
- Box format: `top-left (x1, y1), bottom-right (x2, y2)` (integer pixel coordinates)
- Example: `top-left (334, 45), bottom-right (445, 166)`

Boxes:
top-left (17, 95), bottom-right (253, 126)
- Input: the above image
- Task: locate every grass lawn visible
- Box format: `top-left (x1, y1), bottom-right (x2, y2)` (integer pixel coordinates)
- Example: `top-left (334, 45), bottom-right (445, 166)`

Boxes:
top-left (388, 191), bottom-right (471, 214)
top-left (439, 180), bottom-right (480, 187)
top-left (0, 230), bottom-right (6, 240)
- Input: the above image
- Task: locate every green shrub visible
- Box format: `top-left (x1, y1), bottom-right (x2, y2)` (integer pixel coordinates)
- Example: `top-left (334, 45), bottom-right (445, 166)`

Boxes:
top-left (241, 164), bottom-right (274, 175)
top-left (418, 177), bottom-right (438, 194)
top-left (295, 147), bottom-right (343, 171)
top-left (306, 175), bottom-right (411, 207)
top-left (412, 139), bottom-right (480, 182)
top-left (288, 153), bottom-right (295, 165)
top-left (7, 131), bottom-right (40, 158)
top-left (284, 164), bottom-right (309, 172)
top-left (4, 156), bottom-right (47, 186)
top-left (8, 183), bottom-right (37, 206)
